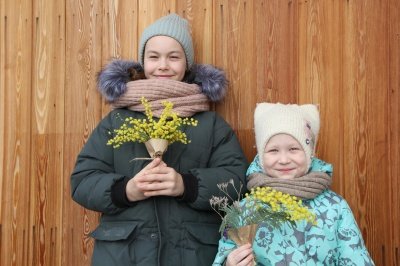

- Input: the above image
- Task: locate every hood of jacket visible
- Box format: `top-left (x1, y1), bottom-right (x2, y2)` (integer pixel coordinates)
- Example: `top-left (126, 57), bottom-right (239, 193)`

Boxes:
top-left (97, 59), bottom-right (228, 103)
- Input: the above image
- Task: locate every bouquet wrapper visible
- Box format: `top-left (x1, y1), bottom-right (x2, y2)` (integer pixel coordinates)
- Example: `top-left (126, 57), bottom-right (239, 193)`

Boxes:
top-left (227, 224), bottom-right (258, 265)
top-left (145, 138), bottom-right (168, 158)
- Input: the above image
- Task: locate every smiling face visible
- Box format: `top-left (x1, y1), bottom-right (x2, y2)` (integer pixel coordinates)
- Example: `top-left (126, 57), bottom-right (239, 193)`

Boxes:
top-left (143, 35), bottom-right (187, 81)
top-left (262, 134), bottom-right (308, 179)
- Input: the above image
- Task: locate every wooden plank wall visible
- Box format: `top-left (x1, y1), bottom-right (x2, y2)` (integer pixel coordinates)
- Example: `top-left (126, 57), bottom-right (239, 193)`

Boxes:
top-left (0, 0), bottom-right (399, 265)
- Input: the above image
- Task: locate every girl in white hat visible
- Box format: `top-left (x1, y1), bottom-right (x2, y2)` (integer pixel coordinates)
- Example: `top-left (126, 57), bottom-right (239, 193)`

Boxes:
top-left (213, 103), bottom-right (374, 266)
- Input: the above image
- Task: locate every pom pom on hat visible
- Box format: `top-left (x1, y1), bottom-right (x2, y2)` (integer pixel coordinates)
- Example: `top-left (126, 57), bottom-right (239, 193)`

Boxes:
top-left (138, 13), bottom-right (194, 69)
top-left (254, 103), bottom-right (320, 171)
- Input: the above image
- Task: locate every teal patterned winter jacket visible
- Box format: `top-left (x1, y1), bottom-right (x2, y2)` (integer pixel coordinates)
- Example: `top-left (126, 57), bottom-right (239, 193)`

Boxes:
top-left (212, 157), bottom-right (375, 266)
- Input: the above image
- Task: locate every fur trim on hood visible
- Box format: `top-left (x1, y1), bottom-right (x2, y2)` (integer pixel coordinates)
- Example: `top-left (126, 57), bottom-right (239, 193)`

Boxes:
top-left (97, 59), bottom-right (227, 102)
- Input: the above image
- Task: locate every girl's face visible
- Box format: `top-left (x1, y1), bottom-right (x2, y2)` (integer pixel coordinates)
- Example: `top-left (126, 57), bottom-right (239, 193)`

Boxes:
top-left (262, 134), bottom-right (308, 179)
top-left (143, 36), bottom-right (187, 81)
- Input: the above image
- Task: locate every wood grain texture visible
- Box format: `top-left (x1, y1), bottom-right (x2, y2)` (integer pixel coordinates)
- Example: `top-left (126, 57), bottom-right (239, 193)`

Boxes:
top-left (102, 0), bottom-right (138, 61)
top-left (0, 1), bottom-right (33, 265)
top-left (175, 0), bottom-right (213, 64)
top-left (0, 0), bottom-right (399, 265)
top-left (30, 1), bottom-right (65, 265)
top-left (298, 0), bottom-right (344, 192)
top-left (256, 0), bottom-right (298, 104)
top-left (62, 0), bottom-right (103, 265)
top-left (389, 0), bottom-right (400, 264)
top-left (101, 0), bottom-right (139, 117)
top-left (0, 0), bottom-right (5, 229)
top-left (137, 0), bottom-right (176, 36)
top-left (213, 0), bottom-right (258, 159)
top-left (343, 1), bottom-right (391, 264)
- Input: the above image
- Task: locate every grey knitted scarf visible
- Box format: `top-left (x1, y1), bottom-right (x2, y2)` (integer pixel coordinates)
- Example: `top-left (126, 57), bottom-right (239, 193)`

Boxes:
top-left (111, 79), bottom-right (210, 117)
top-left (247, 171), bottom-right (332, 200)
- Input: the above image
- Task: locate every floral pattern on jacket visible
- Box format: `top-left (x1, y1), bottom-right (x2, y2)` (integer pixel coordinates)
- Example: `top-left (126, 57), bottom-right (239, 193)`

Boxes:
top-left (213, 156), bottom-right (374, 265)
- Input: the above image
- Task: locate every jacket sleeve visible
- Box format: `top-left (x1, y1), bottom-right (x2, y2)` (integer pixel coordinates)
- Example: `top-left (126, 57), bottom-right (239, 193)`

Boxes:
top-left (212, 237), bottom-right (236, 265)
top-left (70, 112), bottom-right (127, 215)
top-left (336, 199), bottom-right (375, 265)
top-left (188, 114), bottom-right (248, 210)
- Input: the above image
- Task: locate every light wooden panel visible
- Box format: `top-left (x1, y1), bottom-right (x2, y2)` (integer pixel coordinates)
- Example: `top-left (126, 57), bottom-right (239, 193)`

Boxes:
top-left (1, 0), bottom-right (399, 265)
top-left (102, 0), bottom-right (138, 61)
top-left (298, 0), bottom-right (343, 193)
top-left (0, 1), bottom-right (33, 265)
top-left (30, 1), bottom-right (65, 265)
top-left (255, 0), bottom-right (299, 104)
top-left (62, 0), bottom-right (103, 265)
top-left (137, 0), bottom-right (177, 36)
top-left (0, 0), bottom-right (5, 238)
top-left (213, 0), bottom-right (301, 160)
top-left (101, 1), bottom-right (139, 117)
top-left (251, 0), bottom-right (300, 158)
top-left (175, 0), bottom-right (213, 64)
top-left (213, 0), bottom-right (258, 159)
top-left (343, 1), bottom-right (391, 264)
top-left (389, 0), bottom-right (400, 263)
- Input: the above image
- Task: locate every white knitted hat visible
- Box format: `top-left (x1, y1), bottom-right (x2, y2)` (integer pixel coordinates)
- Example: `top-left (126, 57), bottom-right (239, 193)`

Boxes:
top-left (138, 13), bottom-right (194, 69)
top-left (254, 102), bottom-right (320, 171)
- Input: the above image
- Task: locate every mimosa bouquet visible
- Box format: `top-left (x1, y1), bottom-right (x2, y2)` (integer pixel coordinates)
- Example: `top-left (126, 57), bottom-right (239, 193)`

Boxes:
top-left (210, 180), bottom-right (316, 264)
top-left (107, 97), bottom-right (198, 158)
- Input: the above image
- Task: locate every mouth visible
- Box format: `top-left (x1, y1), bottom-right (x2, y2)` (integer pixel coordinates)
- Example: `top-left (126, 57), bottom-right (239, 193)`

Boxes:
top-left (277, 168), bottom-right (294, 173)
top-left (154, 75), bottom-right (174, 79)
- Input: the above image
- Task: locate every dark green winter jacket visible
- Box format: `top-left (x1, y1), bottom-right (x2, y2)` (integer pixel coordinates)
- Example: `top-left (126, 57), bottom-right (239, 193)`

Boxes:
top-left (70, 60), bottom-right (248, 266)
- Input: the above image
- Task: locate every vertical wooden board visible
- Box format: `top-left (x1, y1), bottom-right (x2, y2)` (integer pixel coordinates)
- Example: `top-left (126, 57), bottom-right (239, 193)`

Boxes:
top-left (213, 0), bottom-right (257, 160)
top-left (276, 0), bottom-right (298, 104)
top-left (102, 0), bottom-right (138, 61)
top-left (298, 0), bottom-right (343, 192)
top-left (343, 1), bottom-right (390, 264)
top-left (298, 0), bottom-right (323, 103)
top-left (232, 0), bottom-right (300, 160)
top-left (389, 0), bottom-right (400, 261)
top-left (101, 0), bottom-right (139, 117)
top-left (29, 0), bottom-right (65, 265)
top-left (264, 0), bottom-right (298, 104)
top-left (175, 0), bottom-right (213, 64)
top-left (342, 0), bottom-right (358, 228)
top-left (0, 0), bottom-right (5, 227)
top-left (63, 1), bottom-right (103, 265)
top-left (137, 0), bottom-right (176, 36)
top-left (363, 1), bottom-right (391, 262)
top-left (0, 0), bottom-right (33, 265)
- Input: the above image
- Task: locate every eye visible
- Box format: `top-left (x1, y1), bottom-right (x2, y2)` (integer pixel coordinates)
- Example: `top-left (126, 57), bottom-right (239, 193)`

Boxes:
top-left (169, 55), bottom-right (181, 60)
top-left (265, 149), bottom-right (278, 153)
top-left (289, 147), bottom-right (301, 152)
top-left (145, 53), bottom-right (159, 59)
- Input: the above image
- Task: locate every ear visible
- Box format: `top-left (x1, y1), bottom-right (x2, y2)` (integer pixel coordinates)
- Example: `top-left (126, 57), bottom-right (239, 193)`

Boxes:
top-left (300, 104), bottom-right (319, 119)
top-left (254, 102), bottom-right (276, 124)
top-left (300, 104), bottom-right (320, 136)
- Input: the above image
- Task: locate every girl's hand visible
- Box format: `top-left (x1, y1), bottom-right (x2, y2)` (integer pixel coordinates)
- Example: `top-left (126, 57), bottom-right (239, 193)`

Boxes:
top-left (125, 158), bottom-right (166, 201)
top-left (137, 160), bottom-right (184, 197)
top-left (226, 244), bottom-right (254, 266)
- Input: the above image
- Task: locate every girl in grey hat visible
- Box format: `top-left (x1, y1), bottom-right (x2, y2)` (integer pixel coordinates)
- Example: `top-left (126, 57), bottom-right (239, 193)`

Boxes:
top-left (70, 13), bottom-right (248, 266)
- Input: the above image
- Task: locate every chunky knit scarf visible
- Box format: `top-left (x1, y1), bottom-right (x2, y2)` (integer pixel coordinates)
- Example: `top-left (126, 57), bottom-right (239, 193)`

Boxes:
top-left (247, 171), bottom-right (332, 200)
top-left (111, 79), bottom-right (210, 117)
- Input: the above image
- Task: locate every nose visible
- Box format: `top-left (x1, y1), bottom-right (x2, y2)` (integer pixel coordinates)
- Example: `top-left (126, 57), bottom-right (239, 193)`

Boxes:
top-left (278, 153), bottom-right (290, 164)
top-left (158, 58), bottom-right (169, 70)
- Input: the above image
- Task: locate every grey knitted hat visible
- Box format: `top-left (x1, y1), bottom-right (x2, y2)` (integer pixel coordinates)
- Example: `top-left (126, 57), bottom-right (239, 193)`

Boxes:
top-left (138, 13), bottom-right (194, 69)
